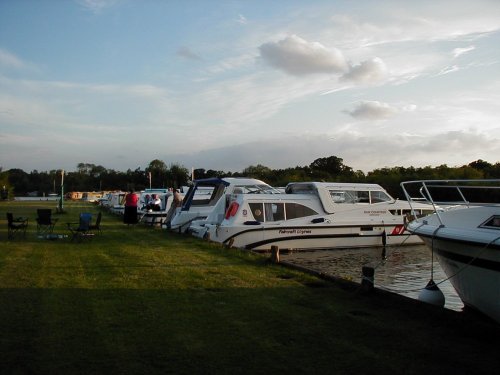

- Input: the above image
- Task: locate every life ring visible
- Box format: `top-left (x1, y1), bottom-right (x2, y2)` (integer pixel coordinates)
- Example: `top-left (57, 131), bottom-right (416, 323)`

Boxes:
top-left (225, 201), bottom-right (239, 220)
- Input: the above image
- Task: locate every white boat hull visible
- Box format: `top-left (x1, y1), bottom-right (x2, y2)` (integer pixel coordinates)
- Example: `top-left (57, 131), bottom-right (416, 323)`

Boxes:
top-left (203, 223), bottom-right (422, 250)
top-left (401, 179), bottom-right (500, 323)
top-left (420, 235), bottom-right (500, 323)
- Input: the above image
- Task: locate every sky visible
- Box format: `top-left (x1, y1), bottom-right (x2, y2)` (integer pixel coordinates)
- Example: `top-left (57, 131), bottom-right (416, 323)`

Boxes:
top-left (1, 0), bottom-right (500, 174)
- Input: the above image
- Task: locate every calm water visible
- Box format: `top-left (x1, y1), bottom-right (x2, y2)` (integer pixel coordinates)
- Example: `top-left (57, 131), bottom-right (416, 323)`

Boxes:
top-left (281, 244), bottom-right (464, 312)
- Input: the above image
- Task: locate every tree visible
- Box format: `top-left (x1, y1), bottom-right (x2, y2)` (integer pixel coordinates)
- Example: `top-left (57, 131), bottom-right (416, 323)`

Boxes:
top-left (193, 168), bottom-right (206, 180)
top-left (469, 159), bottom-right (492, 171)
top-left (168, 163), bottom-right (190, 188)
top-left (7, 169), bottom-right (30, 195)
top-left (242, 164), bottom-right (272, 181)
top-left (309, 156), bottom-right (352, 180)
top-left (146, 159), bottom-right (168, 188)
top-left (0, 168), bottom-right (11, 199)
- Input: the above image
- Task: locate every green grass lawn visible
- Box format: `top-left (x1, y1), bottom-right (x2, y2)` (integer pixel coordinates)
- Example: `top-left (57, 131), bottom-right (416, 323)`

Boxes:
top-left (1, 200), bottom-right (499, 374)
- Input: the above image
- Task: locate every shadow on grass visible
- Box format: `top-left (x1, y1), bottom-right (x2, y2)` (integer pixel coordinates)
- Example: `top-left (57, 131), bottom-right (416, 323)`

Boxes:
top-left (1, 286), bottom-right (499, 375)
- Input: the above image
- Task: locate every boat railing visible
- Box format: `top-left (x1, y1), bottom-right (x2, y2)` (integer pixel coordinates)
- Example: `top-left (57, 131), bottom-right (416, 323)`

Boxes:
top-left (400, 179), bottom-right (500, 225)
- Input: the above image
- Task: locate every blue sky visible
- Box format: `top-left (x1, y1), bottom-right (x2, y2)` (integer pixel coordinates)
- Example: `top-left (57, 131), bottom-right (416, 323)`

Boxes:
top-left (1, 0), bottom-right (499, 173)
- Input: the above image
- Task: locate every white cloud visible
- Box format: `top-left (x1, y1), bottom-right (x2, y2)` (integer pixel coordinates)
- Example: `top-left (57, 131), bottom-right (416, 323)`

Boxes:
top-left (0, 49), bottom-right (27, 69)
top-left (453, 45), bottom-right (475, 58)
top-left (340, 57), bottom-right (388, 84)
top-left (436, 65), bottom-right (460, 76)
top-left (0, 48), bottom-right (40, 74)
top-left (345, 101), bottom-right (397, 120)
top-left (329, 4), bottom-right (500, 50)
top-left (237, 14), bottom-right (248, 25)
top-left (259, 35), bottom-right (348, 76)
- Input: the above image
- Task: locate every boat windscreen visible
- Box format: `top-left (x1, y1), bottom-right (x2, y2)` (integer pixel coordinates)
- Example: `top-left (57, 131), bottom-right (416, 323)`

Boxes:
top-left (239, 184), bottom-right (280, 194)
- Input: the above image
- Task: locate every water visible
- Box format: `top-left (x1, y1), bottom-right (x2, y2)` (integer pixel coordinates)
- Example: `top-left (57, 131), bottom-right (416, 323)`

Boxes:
top-left (15, 196), bottom-right (60, 201)
top-left (280, 244), bottom-right (464, 312)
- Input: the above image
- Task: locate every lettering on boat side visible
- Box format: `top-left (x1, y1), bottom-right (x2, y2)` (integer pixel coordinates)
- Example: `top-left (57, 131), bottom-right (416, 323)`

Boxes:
top-left (364, 210), bottom-right (386, 216)
top-left (279, 229), bottom-right (312, 235)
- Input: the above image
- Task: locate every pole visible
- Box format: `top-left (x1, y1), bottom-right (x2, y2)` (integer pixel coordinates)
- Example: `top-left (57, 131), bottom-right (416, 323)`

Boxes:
top-left (59, 170), bottom-right (64, 212)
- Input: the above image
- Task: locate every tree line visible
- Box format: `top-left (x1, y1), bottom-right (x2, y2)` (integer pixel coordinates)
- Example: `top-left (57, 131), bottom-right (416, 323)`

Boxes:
top-left (1, 156), bottom-right (499, 199)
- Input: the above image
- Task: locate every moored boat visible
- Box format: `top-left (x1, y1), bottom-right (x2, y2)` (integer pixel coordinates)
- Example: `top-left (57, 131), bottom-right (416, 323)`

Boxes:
top-left (193, 181), bottom-right (433, 250)
top-left (402, 179), bottom-right (500, 323)
top-left (137, 188), bottom-right (176, 226)
top-left (100, 191), bottom-right (127, 215)
top-left (168, 177), bottom-right (281, 232)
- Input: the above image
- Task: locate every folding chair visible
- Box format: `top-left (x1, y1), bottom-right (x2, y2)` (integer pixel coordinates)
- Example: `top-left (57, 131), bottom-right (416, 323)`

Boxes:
top-left (36, 209), bottom-right (58, 235)
top-left (7, 213), bottom-right (28, 239)
top-left (67, 213), bottom-right (94, 242)
top-left (89, 212), bottom-right (102, 234)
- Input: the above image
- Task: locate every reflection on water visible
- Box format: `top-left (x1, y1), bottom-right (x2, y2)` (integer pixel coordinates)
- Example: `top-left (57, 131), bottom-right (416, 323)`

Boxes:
top-left (281, 244), bottom-right (464, 312)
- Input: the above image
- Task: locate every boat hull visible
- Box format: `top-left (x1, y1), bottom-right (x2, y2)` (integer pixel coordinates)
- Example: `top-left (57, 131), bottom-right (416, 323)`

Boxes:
top-left (204, 223), bottom-right (422, 250)
top-left (420, 235), bottom-right (500, 323)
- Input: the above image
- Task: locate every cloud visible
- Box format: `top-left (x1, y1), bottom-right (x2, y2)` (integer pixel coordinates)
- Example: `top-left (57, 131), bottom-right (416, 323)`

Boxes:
top-left (77, 0), bottom-right (119, 14)
top-left (177, 46), bottom-right (202, 61)
top-left (436, 65), bottom-right (460, 76)
top-left (345, 101), bottom-right (397, 120)
top-left (340, 57), bottom-right (388, 83)
top-left (237, 14), bottom-right (248, 25)
top-left (160, 129), bottom-right (500, 174)
top-left (259, 35), bottom-right (348, 76)
top-left (453, 45), bottom-right (475, 58)
top-left (0, 48), bottom-right (40, 74)
top-left (0, 49), bottom-right (27, 69)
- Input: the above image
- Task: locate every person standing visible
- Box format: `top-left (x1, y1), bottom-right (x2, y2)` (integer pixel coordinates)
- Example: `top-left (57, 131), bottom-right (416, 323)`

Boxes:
top-left (123, 189), bottom-right (138, 225)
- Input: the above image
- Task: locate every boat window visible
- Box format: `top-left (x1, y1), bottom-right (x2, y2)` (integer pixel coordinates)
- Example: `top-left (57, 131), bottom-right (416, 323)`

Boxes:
top-left (285, 203), bottom-right (318, 219)
top-left (370, 191), bottom-right (392, 203)
top-left (330, 190), bottom-right (369, 203)
top-left (356, 191), bottom-right (370, 203)
top-left (240, 184), bottom-right (281, 194)
top-left (286, 184), bottom-right (316, 194)
top-left (264, 203), bottom-right (285, 222)
top-left (480, 216), bottom-right (500, 230)
top-left (249, 202), bottom-right (317, 222)
top-left (330, 191), bottom-right (347, 203)
top-left (249, 203), bottom-right (264, 222)
top-left (190, 186), bottom-right (216, 206)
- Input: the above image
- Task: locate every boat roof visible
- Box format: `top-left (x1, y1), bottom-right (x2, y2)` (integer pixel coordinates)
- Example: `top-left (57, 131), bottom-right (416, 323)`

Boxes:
top-left (286, 181), bottom-right (385, 191)
top-left (142, 188), bottom-right (170, 193)
top-left (193, 177), bottom-right (271, 187)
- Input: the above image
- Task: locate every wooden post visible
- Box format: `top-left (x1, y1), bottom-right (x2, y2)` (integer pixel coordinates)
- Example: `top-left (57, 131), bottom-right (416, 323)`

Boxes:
top-left (271, 246), bottom-right (280, 263)
top-left (361, 266), bottom-right (374, 293)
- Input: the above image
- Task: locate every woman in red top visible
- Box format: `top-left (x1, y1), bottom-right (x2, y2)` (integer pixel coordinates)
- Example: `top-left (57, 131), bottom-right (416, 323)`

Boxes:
top-left (123, 190), bottom-right (139, 224)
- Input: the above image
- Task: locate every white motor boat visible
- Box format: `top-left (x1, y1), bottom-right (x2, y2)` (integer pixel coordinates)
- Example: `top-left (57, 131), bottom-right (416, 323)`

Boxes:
top-left (193, 181), bottom-right (433, 250)
top-left (137, 188), bottom-right (176, 226)
top-left (168, 177), bottom-right (281, 232)
top-left (100, 191), bottom-right (126, 215)
top-left (401, 179), bottom-right (500, 323)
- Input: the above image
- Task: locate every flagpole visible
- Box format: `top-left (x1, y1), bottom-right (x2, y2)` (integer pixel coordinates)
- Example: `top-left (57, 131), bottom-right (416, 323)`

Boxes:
top-left (59, 170), bottom-right (64, 212)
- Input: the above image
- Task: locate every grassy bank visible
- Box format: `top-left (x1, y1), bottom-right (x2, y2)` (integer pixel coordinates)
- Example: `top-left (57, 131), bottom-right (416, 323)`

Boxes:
top-left (1, 200), bottom-right (499, 374)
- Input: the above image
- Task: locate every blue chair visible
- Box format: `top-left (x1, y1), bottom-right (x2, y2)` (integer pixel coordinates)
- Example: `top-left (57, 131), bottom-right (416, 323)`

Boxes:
top-left (67, 213), bottom-right (93, 242)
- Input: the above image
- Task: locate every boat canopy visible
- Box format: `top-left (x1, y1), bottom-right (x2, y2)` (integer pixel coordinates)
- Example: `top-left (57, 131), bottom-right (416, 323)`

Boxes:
top-left (181, 178), bottom-right (230, 211)
top-left (285, 182), bottom-right (395, 214)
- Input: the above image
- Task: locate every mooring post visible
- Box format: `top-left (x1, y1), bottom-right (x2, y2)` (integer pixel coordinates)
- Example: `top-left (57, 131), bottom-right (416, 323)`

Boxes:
top-left (361, 266), bottom-right (374, 293)
top-left (271, 245), bottom-right (280, 263)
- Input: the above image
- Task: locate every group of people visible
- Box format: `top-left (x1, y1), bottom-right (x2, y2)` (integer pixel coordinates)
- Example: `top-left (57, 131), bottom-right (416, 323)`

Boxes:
top-left (123, 189), bottom-right (183, 225)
